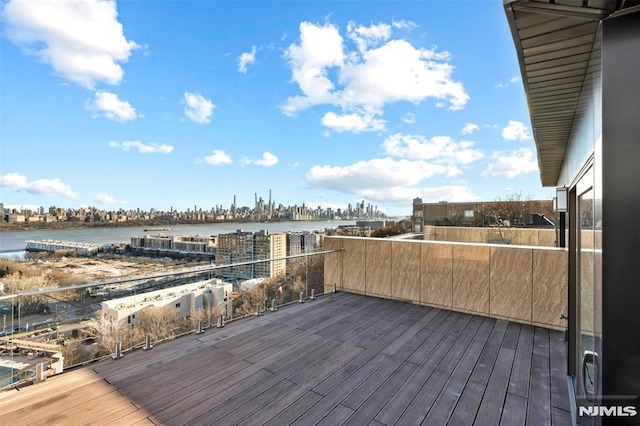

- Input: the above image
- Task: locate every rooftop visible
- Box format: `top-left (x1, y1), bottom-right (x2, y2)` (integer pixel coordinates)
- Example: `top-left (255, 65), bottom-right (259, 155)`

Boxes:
top-left (0, 292), bottom-right (570, 425)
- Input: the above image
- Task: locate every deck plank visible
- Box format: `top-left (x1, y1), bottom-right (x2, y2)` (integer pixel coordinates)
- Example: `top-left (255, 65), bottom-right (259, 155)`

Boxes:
top-left (549, 329), bottom-right (570, 412)
top-left (508, 324), bottom-right (535, 398)
top-left (447, 380), bottom-right (485, 425)
top-left (526, 327), bottom-right (552, 426)
top-left (469, 319), bottom-right (509, 385)
top-left (474, 346), bottom-right (516, 426)
top-left (419, 320), bottom-right (493, 425)
top-left (499, 392), bottom-right (527, 426)
top-left (0, 293), bottom-right (570, 426)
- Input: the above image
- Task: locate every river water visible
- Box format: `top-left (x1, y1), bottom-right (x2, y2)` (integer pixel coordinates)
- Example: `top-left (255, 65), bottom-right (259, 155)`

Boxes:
top-left (0, 220), bottom-right (355, 255)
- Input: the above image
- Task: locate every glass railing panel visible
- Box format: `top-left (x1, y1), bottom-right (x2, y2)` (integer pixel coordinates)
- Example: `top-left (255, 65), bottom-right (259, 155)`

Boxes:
top-left (0, 250), bottom-right (331, 387)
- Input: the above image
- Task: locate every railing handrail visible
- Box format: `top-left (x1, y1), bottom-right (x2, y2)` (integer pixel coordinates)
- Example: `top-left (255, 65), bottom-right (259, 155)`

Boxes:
top-left (0, 248), bottom-right (344, 302)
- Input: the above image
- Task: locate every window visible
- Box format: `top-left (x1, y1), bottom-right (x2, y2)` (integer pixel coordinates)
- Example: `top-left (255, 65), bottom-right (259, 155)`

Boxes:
top-left (464, 210), bottom-right (474, 218)
top-left (175, 302), bottom-right (181, 308)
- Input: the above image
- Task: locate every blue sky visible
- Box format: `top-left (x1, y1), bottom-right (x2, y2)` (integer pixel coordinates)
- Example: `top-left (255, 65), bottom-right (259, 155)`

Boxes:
top-left (0, 0), bottom-right (550, 216)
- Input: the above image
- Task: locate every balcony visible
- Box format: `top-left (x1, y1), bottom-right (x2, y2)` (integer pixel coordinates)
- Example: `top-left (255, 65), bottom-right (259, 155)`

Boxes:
top-left (0, 236), bottom-right (571, 424)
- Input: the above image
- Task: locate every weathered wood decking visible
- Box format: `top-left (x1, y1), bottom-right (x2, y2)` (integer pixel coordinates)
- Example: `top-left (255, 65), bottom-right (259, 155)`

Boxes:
top-left (0, 292), bottom-right (571, 425)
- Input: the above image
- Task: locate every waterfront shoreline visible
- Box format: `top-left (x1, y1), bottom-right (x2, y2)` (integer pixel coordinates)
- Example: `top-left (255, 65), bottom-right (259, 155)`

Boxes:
top-left (0, 217), bottom-right (322, 233)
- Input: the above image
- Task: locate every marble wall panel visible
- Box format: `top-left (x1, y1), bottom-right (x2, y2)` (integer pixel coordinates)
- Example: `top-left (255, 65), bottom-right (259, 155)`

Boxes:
top-left (532, 249), bottom-right (568, 328)
top-left (469, 228), bottom-right (487, 244)
top-left (340, 238), bottom-right (367, 294)
top-left (323, 237), bottom-right (343, 293)
top-left (537, 229), bottom-right (556, 247)
top-left (432, 226), bottom-right (448, 242)
top-left (519, 230), bottom-right (538, 246)
top-left (422, 226), bottom-right (557, 247)
top-left (365, 239), bottom-right (392, 297)
top-left (391, 241), bottom-right (421, 302)
top-left (452, 245), bottom-right (490, 314)
top-left (421, 243), bottom-right (453, 308)
top-left (447, 228), bottom-right (464, 242)
top-left (490, 247), bottom-right (532, 323)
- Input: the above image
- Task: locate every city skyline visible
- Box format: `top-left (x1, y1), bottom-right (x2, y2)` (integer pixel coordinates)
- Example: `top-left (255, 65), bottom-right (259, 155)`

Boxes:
top-left (1, 191), bottom-right (388, 223)
top-left (1, 1), bottom-right (550, 217)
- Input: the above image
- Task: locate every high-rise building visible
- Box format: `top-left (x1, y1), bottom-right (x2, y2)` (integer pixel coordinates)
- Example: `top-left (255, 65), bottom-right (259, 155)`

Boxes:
top-left (216, 229), bottom-right (285, 280)
top-left (286, 231), bottom-right (318, 256)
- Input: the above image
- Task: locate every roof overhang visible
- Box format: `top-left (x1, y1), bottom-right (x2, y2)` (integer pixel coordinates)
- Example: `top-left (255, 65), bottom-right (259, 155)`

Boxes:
top-left (503, 0), bottom-right (640, 186)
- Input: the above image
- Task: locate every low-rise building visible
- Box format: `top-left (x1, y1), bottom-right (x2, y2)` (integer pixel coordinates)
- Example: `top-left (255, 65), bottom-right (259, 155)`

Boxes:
top-left (101, 279), bottom-right (233, 325)
top-left (25, 239), bottom-right (102, 256)
top-left (130, 234), bottom-right (216, 255)
top-left (411, 198), bottom-right (554, 231)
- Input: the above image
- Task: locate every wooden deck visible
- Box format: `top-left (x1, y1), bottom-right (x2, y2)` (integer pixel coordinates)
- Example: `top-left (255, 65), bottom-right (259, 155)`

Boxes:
top-left (0, 292), bottom-right (571, 425)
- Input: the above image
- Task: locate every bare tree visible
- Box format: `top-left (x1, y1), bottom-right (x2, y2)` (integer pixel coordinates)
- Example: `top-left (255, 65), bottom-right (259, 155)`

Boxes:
top-left (88, 310), bottom-right (126, 356)
top-left (136, 305), bottom-right (181, 341)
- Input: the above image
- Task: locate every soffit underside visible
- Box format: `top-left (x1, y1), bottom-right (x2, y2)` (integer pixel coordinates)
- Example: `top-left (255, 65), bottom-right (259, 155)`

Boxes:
top-left (504, 0), bottom-right (639, 187)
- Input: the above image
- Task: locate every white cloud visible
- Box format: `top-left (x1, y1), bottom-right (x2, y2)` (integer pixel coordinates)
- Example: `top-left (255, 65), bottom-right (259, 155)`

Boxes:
top-left (356, 185), bottom-right (478, 204)
top-left (482, 148), bottom-right (539, 178)
top-left (87, 91), bottom-right (137, 121)
top-left (0, 172), bottom-right (78, 198)
top-left (238, 45), bottom-right (257, 73)
top-left (108, 140), bottom-right (174, 154)
top-left (347, 21), bottom-right (391, 53)
top-left (184, 92), bottom-right (215, 124)
top-left (321, 111), bottom-right (386, 133)
top-left (242, 152), bottom-right (279, 167)
top-left (282, 20), bottom-right (469, 131)
top-left (496, 75), bottom-right (521, 88)
top-left (282, 22), bottom-right (344, 116)
top-left (202, 150), bottom-right (232, 166)
top-left (306, 158), bottom-right (475, 204)
top-left (383, 133), bottom-right (483, 165)
top-left (402, 113), bottom-right (416, 124)
top-left (94, 193), bottom-right (118, 204)
top-left (307, 158), bottom-right (455, 192)
top-left (462, 122), bottom-right (479, 135)
top-left (502, 120), bottom-right (532, 141)
top-left (3, 0), bottom-right (138, 89)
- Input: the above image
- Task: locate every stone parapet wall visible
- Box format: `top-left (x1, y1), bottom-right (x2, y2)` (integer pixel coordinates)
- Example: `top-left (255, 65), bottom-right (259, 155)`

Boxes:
top-left (324, 236), bottom-right (567, 330)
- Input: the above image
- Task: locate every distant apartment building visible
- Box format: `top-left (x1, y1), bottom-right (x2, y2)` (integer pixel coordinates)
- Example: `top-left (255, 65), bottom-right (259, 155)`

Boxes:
top-left (285, 231), bottom-right (318, 256)
top-left (216, 229), bottom-right (286, 280)
top-left (130, 234), bottom-right (216, 255)
top-left (25, 239), bottom-right (102, 256)
top-left (101, 279), bottom-right (233, 325)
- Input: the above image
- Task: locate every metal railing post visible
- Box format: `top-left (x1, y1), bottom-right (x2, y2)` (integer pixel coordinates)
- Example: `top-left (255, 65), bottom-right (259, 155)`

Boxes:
top-left (310, 288), bottom-right (316, 300)
top-left (113, 340), bottom-right (123, 359)
top-left (217, 314), bottom-right (225, 328)
top-left (270, 298), bottom-right (277, 311)
top-left (143, 333), bottom-right (153, 350)
top-left (299, 291), bottom-right (304, 303)
top-left (195, 319), bottom-right (204, 335)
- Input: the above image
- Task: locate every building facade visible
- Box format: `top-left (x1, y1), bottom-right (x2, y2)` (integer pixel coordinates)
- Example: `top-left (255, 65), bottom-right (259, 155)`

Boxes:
top-left (411, 198), bottom-right (554, 231)
top-left (285, 231), bottom-right (319, 256)
top-left (215, 229), bottom-right (286, 280)
top-left (505, 3), bottom-right (640, 424)
top-left (101, 279), bottom-right (233, 325)
top-left (25, 239), bottom-right (102, 256)
top-left (130, 234), bottom-right (216, 255)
